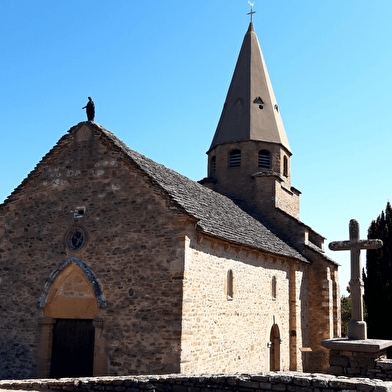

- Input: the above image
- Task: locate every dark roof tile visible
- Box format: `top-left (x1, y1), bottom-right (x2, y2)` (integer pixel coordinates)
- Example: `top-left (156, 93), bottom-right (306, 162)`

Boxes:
top-left (94, 123), bottom-right (308, 263)
top-left (1, 122), bottom-right (308, 263)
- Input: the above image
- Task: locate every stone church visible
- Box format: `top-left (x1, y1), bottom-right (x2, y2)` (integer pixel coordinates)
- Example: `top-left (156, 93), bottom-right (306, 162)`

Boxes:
top-left (0, 22), bottom-right (340, 380)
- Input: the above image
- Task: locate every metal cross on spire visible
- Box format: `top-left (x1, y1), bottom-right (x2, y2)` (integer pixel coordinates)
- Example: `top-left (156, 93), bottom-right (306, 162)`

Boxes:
top-left (247, 1), bottom-right (256, 23)
top-left (329, 219), bottom-right (383, 340)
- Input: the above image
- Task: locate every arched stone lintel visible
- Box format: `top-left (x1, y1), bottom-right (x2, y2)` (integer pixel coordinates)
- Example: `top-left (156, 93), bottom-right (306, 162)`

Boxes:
top-left (37, 256), bottom-right (107, 309)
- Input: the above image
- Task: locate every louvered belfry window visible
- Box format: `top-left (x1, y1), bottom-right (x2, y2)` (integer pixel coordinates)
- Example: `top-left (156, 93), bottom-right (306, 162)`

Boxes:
top-left (283, 155), bottom-right (288, 177)
top-left (211, 156), bottom-right (216, 174)
top-left (259, 150), bottom-right (271, 169)
top-left (229, 149), bottom-right (241, 167)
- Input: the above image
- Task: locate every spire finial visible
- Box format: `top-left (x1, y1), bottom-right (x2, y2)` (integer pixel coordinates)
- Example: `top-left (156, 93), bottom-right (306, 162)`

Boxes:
top-left (247, 1), bottom-right (256, 23)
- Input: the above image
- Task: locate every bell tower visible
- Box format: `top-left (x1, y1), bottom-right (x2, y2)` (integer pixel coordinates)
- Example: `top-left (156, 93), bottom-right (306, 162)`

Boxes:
top-left (202, 22), bottom-right (301, 219)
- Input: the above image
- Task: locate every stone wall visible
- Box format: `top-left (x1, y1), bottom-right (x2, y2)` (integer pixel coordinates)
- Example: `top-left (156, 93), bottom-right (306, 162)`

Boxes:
top-left (306, 250), bottom-right (339, 372)
top-left (251, 208), bottom-right (340, 372)
top-left (375, 360), bottom-right (392, 380)
top-left (0, 124), bottom-right (192, 378)
top-left (1, 372), bottom-right (392, 392)
top-left (328, 348), bottom-right (392, 381)
top-left (180, 234), bottom-right (309, 373)
top-left (274, 182), bottom-right (300, 220)
top-left (0, 122), bottom-right (339, 379)
top-left (206, 140), bottom-right (299, 220)
top-left (0, 336), bottom-right (36, 380)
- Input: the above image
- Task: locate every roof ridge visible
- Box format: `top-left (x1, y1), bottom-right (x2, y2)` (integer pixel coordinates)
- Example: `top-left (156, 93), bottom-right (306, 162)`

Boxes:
top-left (90, 123), bottom-right (307, 262)
top-left (1, 121), bottom-right (308, 263)
top-left (91, 123), bottom-right (198, 222)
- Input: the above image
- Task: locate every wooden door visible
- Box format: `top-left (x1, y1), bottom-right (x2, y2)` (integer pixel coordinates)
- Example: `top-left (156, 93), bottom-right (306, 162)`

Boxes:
top-left (50, 319), bottom-right (95, 378)
top-left (269, 324), bottom-right (280, 371)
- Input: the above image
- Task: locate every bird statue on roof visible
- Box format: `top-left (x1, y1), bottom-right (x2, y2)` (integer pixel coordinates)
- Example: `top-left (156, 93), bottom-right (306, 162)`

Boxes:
top-left (82, 97), bottom-right (95, 121)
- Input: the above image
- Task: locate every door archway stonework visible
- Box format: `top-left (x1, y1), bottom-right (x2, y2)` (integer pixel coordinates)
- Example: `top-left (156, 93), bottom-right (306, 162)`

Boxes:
top-left (38, 256), bottom-right (107, 313)
top-left (37, 258), bottom-right (107, 377)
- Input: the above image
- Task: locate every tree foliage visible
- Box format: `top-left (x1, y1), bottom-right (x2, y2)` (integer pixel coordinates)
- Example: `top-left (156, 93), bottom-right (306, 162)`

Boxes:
top-left (341, 289), bottom-right (351, 337)
top-left (363, 201), bottom-right (392, 339)
top-left (341, 286), bottom-right (367, 337)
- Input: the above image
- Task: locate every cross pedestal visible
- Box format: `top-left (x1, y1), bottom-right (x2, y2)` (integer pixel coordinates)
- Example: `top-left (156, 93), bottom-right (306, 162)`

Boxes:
top-left (321, 219), bottom-right (392, 378)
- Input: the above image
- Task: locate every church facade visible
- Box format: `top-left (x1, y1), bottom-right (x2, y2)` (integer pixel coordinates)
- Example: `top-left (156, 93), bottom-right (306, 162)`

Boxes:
top-left (0, 23), bottom-right (340, 380)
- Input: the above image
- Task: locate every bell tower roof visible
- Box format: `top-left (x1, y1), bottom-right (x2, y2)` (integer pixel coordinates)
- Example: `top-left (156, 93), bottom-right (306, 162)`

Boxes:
top-left (209, 22), bottom-right (291, 154)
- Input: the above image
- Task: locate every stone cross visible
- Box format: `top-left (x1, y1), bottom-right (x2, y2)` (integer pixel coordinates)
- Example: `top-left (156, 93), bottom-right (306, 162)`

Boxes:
top-left (329, 219), bottom-right (382, 340)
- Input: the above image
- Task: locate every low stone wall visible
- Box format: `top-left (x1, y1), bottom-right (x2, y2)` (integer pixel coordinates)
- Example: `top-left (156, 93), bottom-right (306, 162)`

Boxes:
top-left (1, 372), bottom-right (392, 392)
top-left (328, 350), bottom-right (392, 379)
top-left (375, 360), bottom-right (392, 380)
top-left (323, 339), bottom-right (392, 380)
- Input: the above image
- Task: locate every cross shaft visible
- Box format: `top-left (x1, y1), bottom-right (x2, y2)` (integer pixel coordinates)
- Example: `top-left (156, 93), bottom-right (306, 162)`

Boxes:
top-left (329, 219), bottom-right (382, 339)
top-left (247, 9), bottom-right (256, 23)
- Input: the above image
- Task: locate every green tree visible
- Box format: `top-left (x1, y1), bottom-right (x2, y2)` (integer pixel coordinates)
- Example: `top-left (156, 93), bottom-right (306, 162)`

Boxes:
top-left (341, 289), bottom-right (351, 337)
top-left (341, 286), bottom-right (367, 337)
top-left (363, 201), bottom-right (392, 339)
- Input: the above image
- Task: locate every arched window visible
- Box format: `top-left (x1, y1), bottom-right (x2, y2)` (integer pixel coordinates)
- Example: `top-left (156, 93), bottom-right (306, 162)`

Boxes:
top-left (229, 149), bottom-right (241, 167)
top-left (227, 269), bottom-right (234, 300)
top-left (283, 156), bottom-right (288, 177)
top-left (259, 150), bottom-right (271, 169)
top-left (210, 156), bottom-right (216, 175)
top-left (272, 276), bottom-right (277, 300)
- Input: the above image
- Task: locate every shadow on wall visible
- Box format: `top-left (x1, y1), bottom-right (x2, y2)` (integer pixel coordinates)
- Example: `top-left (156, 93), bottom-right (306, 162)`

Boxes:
top-left (0, 335), bottom-right (36, 380)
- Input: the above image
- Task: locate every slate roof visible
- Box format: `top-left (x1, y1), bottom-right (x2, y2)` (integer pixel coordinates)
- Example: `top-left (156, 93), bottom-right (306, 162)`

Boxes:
top-left (91, 123), bottom-right (308, 263)
top-left (0, 121), bottom-right (307, 263)
top-left (209, 22), bottom-right (290, 154)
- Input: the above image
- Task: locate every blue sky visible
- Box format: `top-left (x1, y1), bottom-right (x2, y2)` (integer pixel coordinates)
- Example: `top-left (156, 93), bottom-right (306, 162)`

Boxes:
top-left (1, 1), bottom-right (392, 295)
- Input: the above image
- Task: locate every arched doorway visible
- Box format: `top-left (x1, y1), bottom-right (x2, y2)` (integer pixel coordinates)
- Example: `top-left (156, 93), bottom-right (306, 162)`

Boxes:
top-left (38, 258), bottom-right (107, 378)
top-left (269, 323), bottom-right (281, 371)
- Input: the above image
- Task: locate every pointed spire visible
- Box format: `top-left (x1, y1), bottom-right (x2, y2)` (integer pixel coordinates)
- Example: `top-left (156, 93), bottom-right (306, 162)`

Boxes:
top-left (209, 23), bottom-right (291, 153)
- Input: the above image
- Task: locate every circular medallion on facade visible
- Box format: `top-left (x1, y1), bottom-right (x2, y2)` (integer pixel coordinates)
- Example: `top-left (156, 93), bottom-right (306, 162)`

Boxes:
top-left (65, 227), bottom-right (86, 251)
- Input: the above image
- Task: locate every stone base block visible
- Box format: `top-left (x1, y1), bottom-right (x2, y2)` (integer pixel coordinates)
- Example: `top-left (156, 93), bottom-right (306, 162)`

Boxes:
top-left (322, 338), bottom-right (392, 378)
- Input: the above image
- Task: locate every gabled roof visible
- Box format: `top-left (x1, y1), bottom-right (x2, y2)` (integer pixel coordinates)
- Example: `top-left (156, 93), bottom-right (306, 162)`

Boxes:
top-left (93, 123), bottom-right (306, 262)
top-left (209, 23), bottom-right (290, 153)
top-left (1, 122), bottom-right (307, 263)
